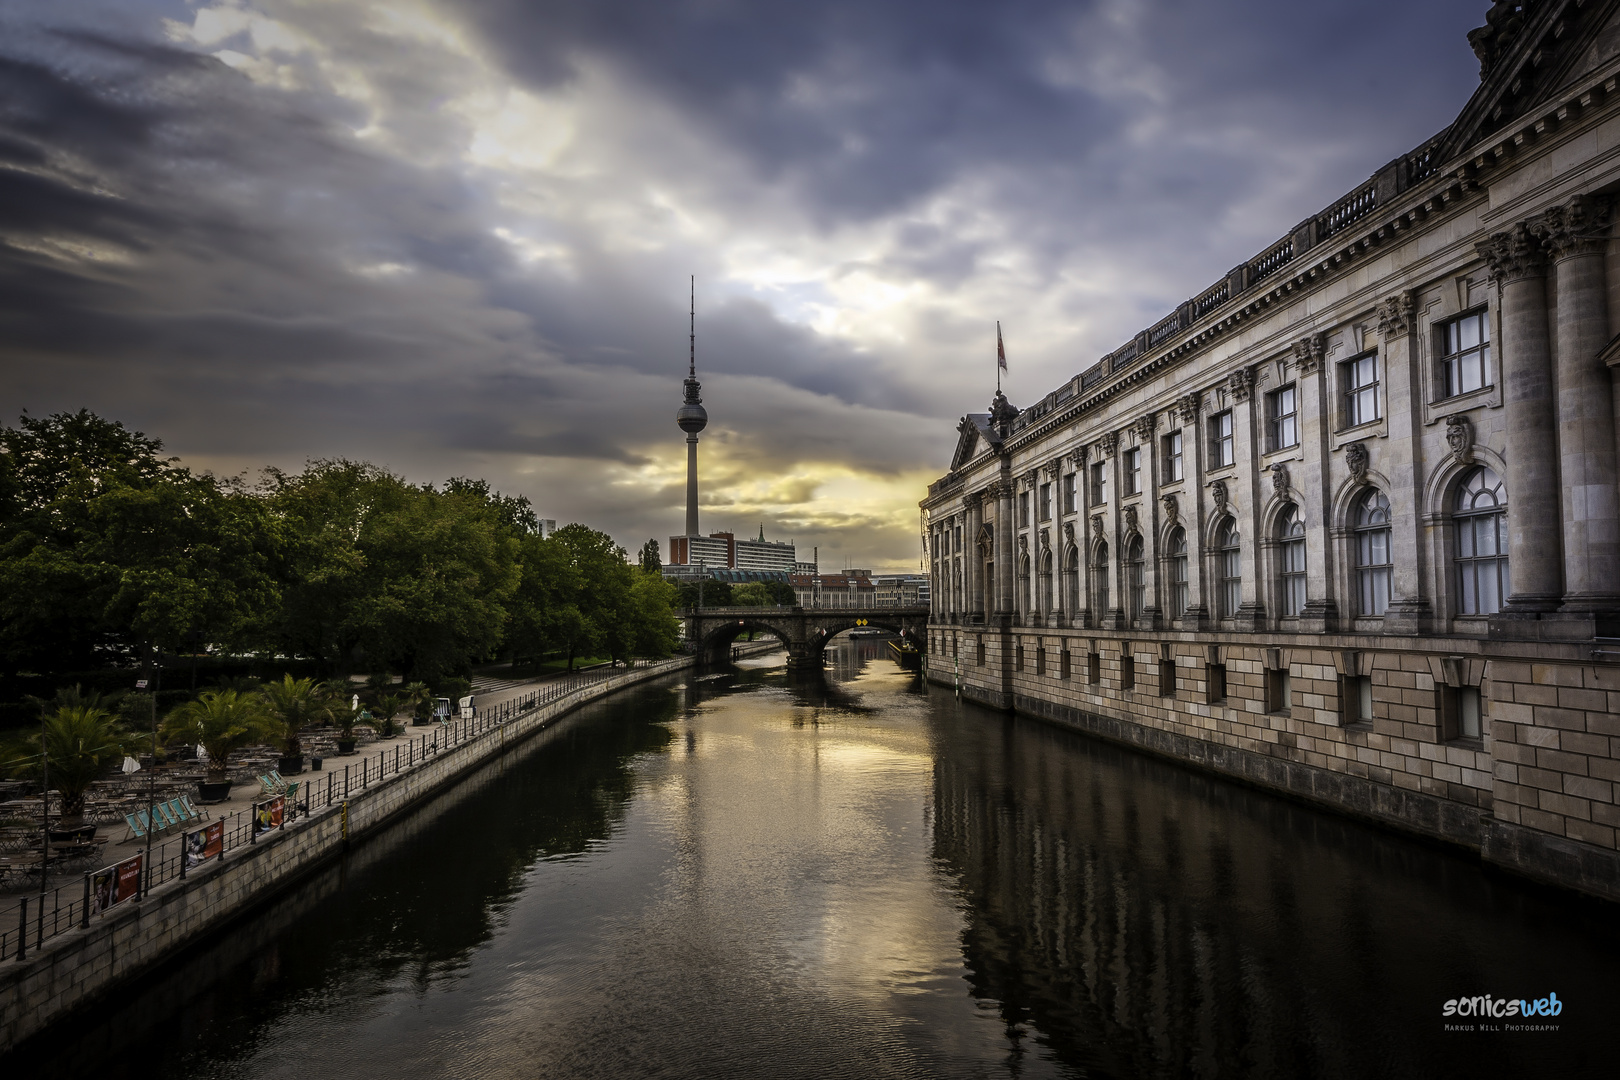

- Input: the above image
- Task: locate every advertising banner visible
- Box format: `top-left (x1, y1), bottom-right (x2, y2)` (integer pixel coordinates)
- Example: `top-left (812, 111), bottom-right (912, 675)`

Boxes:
top-left (91, 854), bottom-right (143, 915)
top-left (185, 820), bottom-right (224, 867)
top-left (253, 795), bottom-right (285, 836)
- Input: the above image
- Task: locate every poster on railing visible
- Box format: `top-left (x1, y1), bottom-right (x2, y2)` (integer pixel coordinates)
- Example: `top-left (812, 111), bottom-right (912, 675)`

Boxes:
top-left (253, 796), bottom-right (285, 836)
top-left (91, 854), bottom-right (142, 915)
top-left (185, 820), bottom-right (224, 867)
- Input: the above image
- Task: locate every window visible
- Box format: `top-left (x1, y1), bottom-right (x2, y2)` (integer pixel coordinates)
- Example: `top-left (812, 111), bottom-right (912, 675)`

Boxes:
top-left (1159, 652), bottom-right (1176, 697)
top-left (1035, 643), bottom-right (1045, 675)
top-left (976, 636), bottom-right (985, 665)
top-left (1015, 643), bottom-right (1025, 671)
top-left (1439, 685), bottom-right (1483, 741)
top-left (1440, 310), bottom-right (1490, 398)
top-left (1266, 666), bottom-right (1291, 714)
top-left (1092, 542), bottom-right (1110, 615)
top-left (1455, 466), bottom-right (1508, 615)
top-left (1342, 353), bottom-right (1380, 428)
top-left (1167, 527), bottom-right (1189, 617)
top-left (1060, 649), bottom-right (1072, 680)
top-left (1063, 472), bottom-right (1077, 514)
top-left (1278, 503), bottom-right (1307, 617)
top-left (1345, 674), bottom-right (1373, 724)
top-left (1216, 517), bottom-right (1241, 618)
top-left (1125, 535), bottom-right (1145, 624)
top-left (1162, 430), bottom-right (1183, 482)
top-left (954, 526), bottom-right (962, 553)
top-left (1123, 448), bottom-right (1142, 495)
top-left (1267, 384), bottom-right (1298, 450)
top-left (1087, 648), bottom-right (1101, 684)
top-left (1089, 461), bottom-right (1107, 505)
top-left (1206, 662), bottom-right (1227, 704)
top-left (1019, 492), bottom-right (1030, 528)
top-left (1210, 410), bottom-right (1234, 467)
top-left (1122, 652), bottom-right (1136, 690)
top-left (1040, 482), bottom-right (1052, 521)
top-left (1355, 489), bottom-right (1393, 616)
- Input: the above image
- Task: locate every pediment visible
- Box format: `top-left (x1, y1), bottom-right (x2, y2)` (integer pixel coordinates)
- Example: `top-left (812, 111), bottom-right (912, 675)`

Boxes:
top-left (951, 414), bottom-right (994, 471)
top-left (1439, 0), bottom-right (1620, 161)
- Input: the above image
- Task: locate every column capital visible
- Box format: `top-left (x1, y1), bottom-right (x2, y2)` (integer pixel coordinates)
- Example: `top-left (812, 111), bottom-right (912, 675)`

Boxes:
top-left (1534, 193), bottom-right (1612, 260)
top-left (1477, 221), bottom-right (1546, 283)
top-left (1291, 332), bottom-right (1326, 374)
top-left (1375, 292), bottom-right (1415, 339)
top-left (1131, 412), bottom-right (1157, 442)
top-left (1175, 391), bottom-right (1202, 423)
top-left (1098, 431), bottom-right (1119, 457)
top-left (1228, 367), bottom-right (1255, 403)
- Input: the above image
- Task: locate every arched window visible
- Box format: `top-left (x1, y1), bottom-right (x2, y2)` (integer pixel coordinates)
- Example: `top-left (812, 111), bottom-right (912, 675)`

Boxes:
top-left (1216, 517), bottom-right (1241, 618)
top-left (1455, 466), bottom-right (1508, 615)
top-left (1355, 489), bottom-right (1393, 616)
top-left (1125, 535), bottom-right (1145, 624)
top-left (1018, 553), bottom-right (1031, 613)
top-left (1091, 541), bottom-right (1110, 617)
top-left (1167, 527), bottom-right (1188, 618)
top-left (1039, 549), bottom-right (1054, 612)
top-left (1278, 503), bottom-right (1307, 617)
top-left (1064, 545), bottom-right (1080, 616)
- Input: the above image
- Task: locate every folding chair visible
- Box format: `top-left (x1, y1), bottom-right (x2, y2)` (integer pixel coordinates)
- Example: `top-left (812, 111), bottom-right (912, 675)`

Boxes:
top-left (120, 812), bottom-right (147, 843)
top-left (152, 802), bottom-right (179, 830)
top-left (257, 775), bottom-right (278, 797)
top-left (181, 793), bottom-right (209, 821)
top-left (268, 771), bottom-right (289, 793)
top-left (168, 798), bottom-right (192, 823)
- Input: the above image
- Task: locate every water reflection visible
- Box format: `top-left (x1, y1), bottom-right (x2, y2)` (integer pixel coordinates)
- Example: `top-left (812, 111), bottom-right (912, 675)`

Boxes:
top-left (4, 643), bottom-right (1615, 1079)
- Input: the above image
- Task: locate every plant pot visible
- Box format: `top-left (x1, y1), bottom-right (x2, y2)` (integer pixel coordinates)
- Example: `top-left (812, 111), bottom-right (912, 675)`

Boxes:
top-left (335, 738), bottom-right (357, 755)
top-left (50, 823), bottom-right (96, 844)
top-left (197, 780), bottom-right (232, 804)
top-left (278, 755), bottom-right (305, 776)
top-left (412, 716), bottom-right (430, 727)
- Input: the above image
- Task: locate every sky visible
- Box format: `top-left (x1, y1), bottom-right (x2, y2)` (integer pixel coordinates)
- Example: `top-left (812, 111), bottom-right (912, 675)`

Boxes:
top-left (0, 0), bottom-right (1488, 571)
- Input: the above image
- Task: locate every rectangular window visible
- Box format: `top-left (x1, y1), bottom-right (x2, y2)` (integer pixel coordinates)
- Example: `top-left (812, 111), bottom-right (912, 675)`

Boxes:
top-left (1267, 385), bottom-right (1298, 450)
top-left (1121, 653), bottom-right (1136, 691)
top-left (1063, 472), bottom-right (1077, 514)
top-left (1163, 431), bottom-right (1183, 482)
top-left (1440, 310), bottom-right (1490, 398)
top-left (1015, 644), bottom-right (1025, 672)
top-left (1439, 685), bottom-right (1484, 741)
top-left (976, 636), bottom-right (985, 666)
top-left (1089, 461), bottom-right (1107, 505)
top-left (1210, 410), bottom-right (1234, 467)
top-left (1123, 448), bottom-right (1142, 495)
top-left (1060, 649), bottom-right (1072, 680)
top-left (1018, 492), bottom-right (1029, 528)
top-left (1039, 482), bottom-right (1052, 521)
top-left (1266, 667), bottom-right (1291, 714)
top-left (1206, 663), bottom-right (1227, 704)
top-left (1088, 650), bottom-right (1101, 685)
top-left (1035, 644), bottom-right (1046, 676)
top-left (1159, 656), bottom-right (1175, 697)
top-left (1344, 674), bottom-right (1373, 725)
top-left (1342, 353), bottom-right (1380, 428)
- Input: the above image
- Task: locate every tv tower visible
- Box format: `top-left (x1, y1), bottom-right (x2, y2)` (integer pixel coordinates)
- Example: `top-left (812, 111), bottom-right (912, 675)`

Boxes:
top-left (675, 276), bottom-right (708, 537)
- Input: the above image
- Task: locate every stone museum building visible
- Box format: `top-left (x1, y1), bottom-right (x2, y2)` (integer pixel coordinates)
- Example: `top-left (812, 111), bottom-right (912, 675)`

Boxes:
top-left (921, 0), bottom-right (1620, 901)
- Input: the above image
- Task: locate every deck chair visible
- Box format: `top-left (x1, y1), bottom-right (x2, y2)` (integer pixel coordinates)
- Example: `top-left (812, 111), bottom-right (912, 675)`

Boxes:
top-left (120, 812), bottom-right (147, 843)
top-left (152, 802), bottom-right (179, 830)
top-left (268, 770), bottom-right (289, 793)
top-left (181, 793), bottom-right (209, 821)
top-left (257, 775), bottom-right (278, 796)
top-left (134, 808), bottom-right (155, 835)
top-left (168, 798), bottom-right (192, 823)
top-left (284, 780), bottom-right (300, 802)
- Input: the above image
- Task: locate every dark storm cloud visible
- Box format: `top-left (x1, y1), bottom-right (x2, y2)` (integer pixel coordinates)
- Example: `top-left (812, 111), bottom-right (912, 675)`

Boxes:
top-left (0, 0), bottom-right (1491, 563)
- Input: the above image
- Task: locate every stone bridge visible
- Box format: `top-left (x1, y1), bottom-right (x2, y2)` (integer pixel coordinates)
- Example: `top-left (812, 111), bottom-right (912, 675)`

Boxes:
top-left (682, 606), bottom-right (931, 673)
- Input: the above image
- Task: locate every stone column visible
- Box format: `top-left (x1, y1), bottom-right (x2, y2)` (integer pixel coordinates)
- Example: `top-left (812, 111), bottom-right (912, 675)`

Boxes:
top-left (1229, 367), bottom-right (1265, 630)
top-left (1292, 335), bottom-right (1336, 632)
top-left (1100, 431), bottom-right (1125, 629)
top-left (1478, 223), bottom-right (1562, 611)
top-left (965, 492), bottom-right (984, 619)
top-left (1178, 393), bottom-right (1209, 629)
top-left (1134, 413), bottom-right (1161, 630)
top-left (1538, 196), bottom-right (1620, 613)
top-left (994, 475), bottom-right (1016, 615)
top-left (1376, 292), bottom-right (1433, 635)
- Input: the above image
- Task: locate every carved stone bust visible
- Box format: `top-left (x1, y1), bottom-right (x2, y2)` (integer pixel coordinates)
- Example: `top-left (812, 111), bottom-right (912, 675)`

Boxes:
top-left (1444, 414), bottom-right (1475, 465)
top-left (1345, 441), bottom-right (1369, 483)
top-left (1211, 479), bottom-right (1229, 516)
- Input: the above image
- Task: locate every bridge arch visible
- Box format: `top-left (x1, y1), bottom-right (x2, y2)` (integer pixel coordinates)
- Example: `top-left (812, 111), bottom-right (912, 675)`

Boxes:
top-left (682, 606), bottom-right (931, 673)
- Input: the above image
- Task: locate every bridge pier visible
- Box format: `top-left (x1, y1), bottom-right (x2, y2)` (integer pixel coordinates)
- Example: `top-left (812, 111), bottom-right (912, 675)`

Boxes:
top-left (682, 606), bottom-right (931, 675)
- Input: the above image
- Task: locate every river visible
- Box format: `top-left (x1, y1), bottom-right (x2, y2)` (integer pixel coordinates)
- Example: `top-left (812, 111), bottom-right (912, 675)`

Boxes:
top-left (5, 641), bottom-right (1615, 1078)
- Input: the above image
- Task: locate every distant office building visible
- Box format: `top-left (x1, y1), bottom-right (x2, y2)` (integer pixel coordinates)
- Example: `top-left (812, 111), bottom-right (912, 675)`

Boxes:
top-left (669, 526), bottom-right (797, 574)
top-left (537, 519), bottom-right (558, 538)
top-left (873, 574), bottom-right (930, 606)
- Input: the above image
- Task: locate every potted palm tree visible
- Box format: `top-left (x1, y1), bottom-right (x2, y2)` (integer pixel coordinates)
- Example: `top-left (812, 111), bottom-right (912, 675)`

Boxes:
top-left (29, 705), bottom-right (127, 829)
top-left (405, 681), bottom-right (432, 726)
top-left (161, 689), bottom-right (277, 803)
top-left (259, 674), bottom-right (330, 777)
top-left (371, 693), bottom-right (403, 738)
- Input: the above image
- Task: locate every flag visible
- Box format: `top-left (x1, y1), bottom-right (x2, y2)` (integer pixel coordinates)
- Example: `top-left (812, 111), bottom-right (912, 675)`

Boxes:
top-left (997, 322), bottom-right (1008, 371)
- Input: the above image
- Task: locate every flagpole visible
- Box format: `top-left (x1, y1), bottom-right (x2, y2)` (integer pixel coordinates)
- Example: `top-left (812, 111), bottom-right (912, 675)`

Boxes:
top-left (996, 321), bottom-right (1002, 393)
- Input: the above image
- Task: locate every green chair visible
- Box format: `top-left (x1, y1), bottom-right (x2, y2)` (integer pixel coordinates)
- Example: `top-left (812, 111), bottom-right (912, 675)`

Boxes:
top-left (120, 812), bottom-right (147, 843)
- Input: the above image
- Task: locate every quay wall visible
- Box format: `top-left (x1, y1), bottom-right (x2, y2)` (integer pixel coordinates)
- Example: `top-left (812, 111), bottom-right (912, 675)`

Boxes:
top-left (925, 628), bottom-right (1620, 904)
top-left (0, 651), bottom-right (741, 1053)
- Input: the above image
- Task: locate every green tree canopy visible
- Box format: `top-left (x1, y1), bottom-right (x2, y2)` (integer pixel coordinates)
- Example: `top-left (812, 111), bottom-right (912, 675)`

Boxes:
top-left (161, 689), bottom-right (277, 783)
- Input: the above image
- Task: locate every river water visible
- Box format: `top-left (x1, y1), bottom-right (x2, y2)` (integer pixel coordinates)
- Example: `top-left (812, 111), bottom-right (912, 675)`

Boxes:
top-left (6, 642), bottom-right (1616, 1078)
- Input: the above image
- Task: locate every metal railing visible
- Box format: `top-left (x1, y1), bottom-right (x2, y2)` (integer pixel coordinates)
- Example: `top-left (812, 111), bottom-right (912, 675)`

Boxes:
top-left (0, 660), bottom-right (674, 963)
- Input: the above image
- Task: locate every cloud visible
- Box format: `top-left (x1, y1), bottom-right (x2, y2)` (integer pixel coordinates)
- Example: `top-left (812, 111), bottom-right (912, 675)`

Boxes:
top-left (0, 0), bottom-right (1486, 568)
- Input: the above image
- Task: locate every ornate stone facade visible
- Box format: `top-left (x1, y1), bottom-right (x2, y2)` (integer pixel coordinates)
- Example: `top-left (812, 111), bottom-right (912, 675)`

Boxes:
top-left (920, 4), bottom-right (1620, 903)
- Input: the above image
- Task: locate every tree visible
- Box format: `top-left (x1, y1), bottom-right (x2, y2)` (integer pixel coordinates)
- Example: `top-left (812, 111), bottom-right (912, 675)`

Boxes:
top-left (258, 674), bottom-right (332, 760)
top-left (504, 532), bottom-right (583, 666)
top-left (627, 572), bottom-right (682, 657)
top-left (731, 582), bottom-right (770, 606)
top-left (160, 689), bottom-right (277, 785)
top-left (673, 578), bottom-right (732, 609)
top-left (27, 706), bottom-right (128, 824)
top-left (639, 538), bottom-right (661, 574)
top-left (552, 524), bottom-right (635, 669)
